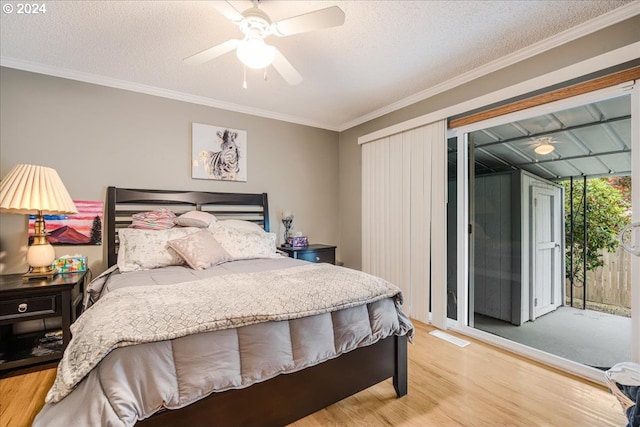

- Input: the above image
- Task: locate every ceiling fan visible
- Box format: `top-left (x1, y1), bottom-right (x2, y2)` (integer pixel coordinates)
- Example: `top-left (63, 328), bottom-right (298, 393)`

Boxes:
top-left (184, 1), bottom-right (346, 85)
top-left (532, 136), bottom-right (557, 155)
top-left (526, 135), bottom-right (565, 155)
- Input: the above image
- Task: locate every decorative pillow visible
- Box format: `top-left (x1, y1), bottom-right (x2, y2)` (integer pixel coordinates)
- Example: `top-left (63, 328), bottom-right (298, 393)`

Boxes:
top-left (129, 208), bottom-right (176, 230)
top-left (117, 227), bottom-right (200, 272)
top-left (174, 210), bottom-right (217, 228)
top-left (167, 230), bottom-right (231, 270)
top-left (209, 223), bottom-right (279, 260)
top-left (214, 219), bottom-right (265, 233)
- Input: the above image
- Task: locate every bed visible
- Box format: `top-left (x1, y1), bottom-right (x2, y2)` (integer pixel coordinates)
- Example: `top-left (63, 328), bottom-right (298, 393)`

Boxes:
top-left (34, 187), bottom-right (413, 427)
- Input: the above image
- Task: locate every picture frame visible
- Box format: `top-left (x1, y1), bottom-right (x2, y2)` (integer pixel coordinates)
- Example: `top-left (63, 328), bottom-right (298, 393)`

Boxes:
top-left (29, 200), bottom-right (103, 246)
top-left (192, 123), bottom-right (247, 182)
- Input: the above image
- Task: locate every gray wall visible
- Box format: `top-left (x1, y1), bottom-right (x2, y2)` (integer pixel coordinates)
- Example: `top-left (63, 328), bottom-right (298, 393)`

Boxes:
top-left (0, 68), bottom-right (339, 274)
top-left (338, 16), bottom-right (640, 270)
top-left (1, 16), bottom-right (638, 274)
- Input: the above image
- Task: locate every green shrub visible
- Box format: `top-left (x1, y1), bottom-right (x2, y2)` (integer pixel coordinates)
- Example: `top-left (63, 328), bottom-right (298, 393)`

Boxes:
top-left (563, 177), bottom-right (631, 282)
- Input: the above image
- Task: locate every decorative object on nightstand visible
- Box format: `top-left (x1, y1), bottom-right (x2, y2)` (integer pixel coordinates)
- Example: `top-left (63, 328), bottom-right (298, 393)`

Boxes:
top-left (286, 234), bottom-right (308, 248)
top-left (52, 255), bottom-right (88, 274)
top-left (278, 244), bottom-right (336, 265)
top-left (282, 211), bottom-right (294, 244)
top-left (0, 164), bottom-right (77, 281)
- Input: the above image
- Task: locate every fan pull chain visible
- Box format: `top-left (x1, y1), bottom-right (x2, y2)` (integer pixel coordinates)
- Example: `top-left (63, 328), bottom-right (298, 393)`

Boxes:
top-left (263, 69), bottom-right (267, 81)
top-left (243, 66), bottom-right (247, 89)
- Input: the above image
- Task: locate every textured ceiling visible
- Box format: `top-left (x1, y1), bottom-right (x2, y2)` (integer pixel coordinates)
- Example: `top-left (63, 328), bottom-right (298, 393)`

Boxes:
top-left (0, 0), bottom-right (635, 131)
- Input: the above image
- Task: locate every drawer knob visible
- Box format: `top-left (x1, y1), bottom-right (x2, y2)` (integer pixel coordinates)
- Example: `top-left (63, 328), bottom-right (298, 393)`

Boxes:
top-left (316, 256), bottom-right (320, 261)
top-left (18, 303), bottom-right (28, 313)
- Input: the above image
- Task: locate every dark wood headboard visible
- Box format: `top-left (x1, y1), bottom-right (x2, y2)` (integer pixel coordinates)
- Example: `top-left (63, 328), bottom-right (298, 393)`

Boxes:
top-left (106, 187), bottom-right (269, 267)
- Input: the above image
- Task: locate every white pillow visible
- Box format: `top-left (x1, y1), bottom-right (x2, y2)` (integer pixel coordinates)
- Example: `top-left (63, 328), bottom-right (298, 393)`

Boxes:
top-left (174, 211), bottom-right (217, 228)
top-left (117, 227), bottom-right (200, 272)
top-left (167, 230), bottom-right (231, 270)
top-left (209, 223), bottom-right (279, 260)
top-left (214, 219), bottom-right (265, 233)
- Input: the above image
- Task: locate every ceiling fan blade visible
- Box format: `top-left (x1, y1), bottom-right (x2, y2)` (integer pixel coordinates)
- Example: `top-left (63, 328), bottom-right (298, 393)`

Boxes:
top-left (212, 1), bottom-right (244, 23)
top-left (272, 6), bottom-right (345, 37)
top-left (183, 39), bottom-right (240, 66)
top-left (271, 48), bottom-right (302, 85)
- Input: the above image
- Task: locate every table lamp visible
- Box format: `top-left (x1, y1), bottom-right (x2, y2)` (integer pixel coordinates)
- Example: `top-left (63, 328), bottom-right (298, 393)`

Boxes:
top-left (0, 164), bottom-right (77, 280)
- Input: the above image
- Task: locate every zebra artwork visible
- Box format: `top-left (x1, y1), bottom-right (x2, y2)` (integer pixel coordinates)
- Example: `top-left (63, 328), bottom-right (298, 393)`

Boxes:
top-left (199, 129), bottom-right (240, 180)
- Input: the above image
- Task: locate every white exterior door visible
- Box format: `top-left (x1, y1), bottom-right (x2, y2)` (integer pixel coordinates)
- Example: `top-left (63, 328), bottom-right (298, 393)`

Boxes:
top-left (532, 186), bottom-right (562, 320)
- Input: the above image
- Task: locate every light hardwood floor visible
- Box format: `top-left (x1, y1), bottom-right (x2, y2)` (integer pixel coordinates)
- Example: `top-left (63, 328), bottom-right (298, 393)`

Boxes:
top-left (0, 320), bottom-right (626, 427)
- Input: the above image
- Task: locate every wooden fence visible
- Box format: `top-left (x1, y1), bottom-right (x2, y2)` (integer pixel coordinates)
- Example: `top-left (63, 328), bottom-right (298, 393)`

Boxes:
top-left (567, 246), bottom-right (632, 308)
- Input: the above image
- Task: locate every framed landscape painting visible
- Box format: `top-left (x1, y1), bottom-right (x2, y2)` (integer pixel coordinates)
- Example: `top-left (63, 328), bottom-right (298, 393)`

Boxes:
top-left (29, 200), bottom-right (103, 245)
top-left (192, 122), bottom-right (247, 182)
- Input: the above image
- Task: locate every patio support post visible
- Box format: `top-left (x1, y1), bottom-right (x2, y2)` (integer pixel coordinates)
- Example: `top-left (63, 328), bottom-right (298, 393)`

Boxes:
top-left (570, 177), bottom-right (574, 307)
top-left (582, 175), bottom-right (587, 310)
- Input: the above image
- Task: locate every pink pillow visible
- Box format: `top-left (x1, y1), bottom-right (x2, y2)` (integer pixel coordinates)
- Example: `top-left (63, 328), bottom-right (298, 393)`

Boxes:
top-left (167, 230), bottom-right (231, 270)
top-left (130, 208), bottom-right (176, 230)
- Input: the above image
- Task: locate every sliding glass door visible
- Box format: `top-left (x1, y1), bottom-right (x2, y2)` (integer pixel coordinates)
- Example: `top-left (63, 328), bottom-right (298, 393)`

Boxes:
top-left (449, 83), bottom-right (639, 381)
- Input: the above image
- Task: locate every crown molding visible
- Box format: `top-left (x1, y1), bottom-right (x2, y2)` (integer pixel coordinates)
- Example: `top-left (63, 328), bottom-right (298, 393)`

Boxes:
top-left (358, 42), bottom-right (639, 145)
top-left (0, 57), bottom-right (339, 132)
top-left (339, 2), bottom-right (640, 132)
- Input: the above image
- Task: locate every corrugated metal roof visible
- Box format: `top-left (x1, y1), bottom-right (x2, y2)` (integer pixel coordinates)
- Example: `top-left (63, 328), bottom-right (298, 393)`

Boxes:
top-left (468, 94), bottom-right (631, 181)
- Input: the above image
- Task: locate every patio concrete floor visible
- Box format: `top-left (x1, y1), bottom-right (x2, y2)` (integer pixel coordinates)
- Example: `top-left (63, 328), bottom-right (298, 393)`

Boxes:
top-left (474, 306), bottom-right (632, 370)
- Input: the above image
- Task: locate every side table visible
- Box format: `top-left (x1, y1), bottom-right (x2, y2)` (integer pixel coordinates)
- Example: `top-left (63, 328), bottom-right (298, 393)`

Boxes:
top-left (0, 271), bottom-right (87, 372)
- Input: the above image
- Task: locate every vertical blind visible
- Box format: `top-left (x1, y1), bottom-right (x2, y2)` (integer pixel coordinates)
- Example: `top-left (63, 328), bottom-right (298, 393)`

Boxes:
top-left (362, 120), bottom-right (447, 325)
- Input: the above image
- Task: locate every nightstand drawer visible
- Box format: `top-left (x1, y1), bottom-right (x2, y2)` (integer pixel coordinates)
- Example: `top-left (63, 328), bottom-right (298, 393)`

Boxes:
top-left (298, 249), bottom-right (335, 264)
top-left (0, 295), bottom-right (59, 320)
top-left (278, 244), bottom-right (337, 265)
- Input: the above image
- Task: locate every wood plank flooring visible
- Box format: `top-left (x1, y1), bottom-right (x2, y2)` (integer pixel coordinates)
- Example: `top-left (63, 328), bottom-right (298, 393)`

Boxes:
top-left (0, 367), bottom-right (55, 427)
top-left (0, 320), bottom-right (626, 427)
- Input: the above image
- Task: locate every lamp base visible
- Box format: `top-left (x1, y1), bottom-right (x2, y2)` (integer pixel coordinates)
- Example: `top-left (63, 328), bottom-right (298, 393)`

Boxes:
top-left (23, 267), bottom-right (58, 282)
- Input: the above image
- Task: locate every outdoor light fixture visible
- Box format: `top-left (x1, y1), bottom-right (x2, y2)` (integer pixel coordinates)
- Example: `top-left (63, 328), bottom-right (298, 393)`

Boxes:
top-left (534, 137), bottom-right (556, 155)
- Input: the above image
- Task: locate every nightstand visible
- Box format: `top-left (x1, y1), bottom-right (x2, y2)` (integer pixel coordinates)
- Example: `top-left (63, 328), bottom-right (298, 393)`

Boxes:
top-left (278, 244), bottom-right (337, 265)
top-left (0, 271), bottom-right (87, 372)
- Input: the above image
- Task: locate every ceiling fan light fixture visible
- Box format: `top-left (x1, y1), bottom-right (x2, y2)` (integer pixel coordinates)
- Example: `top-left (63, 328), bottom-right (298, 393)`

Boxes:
top-left (187, 1), bottom-right (344, 85)
top-left (236, 36), bottom-right (275, 69)
top-left (534, 142), bottom-right (555, 155)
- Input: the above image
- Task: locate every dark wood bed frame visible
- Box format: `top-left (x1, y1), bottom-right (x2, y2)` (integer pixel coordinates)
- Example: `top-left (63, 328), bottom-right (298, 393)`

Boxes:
top-left (106, 187), bottom-right (408, 427)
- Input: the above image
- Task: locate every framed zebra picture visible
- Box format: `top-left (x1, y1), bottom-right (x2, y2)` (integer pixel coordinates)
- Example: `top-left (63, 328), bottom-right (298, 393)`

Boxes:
top-left (191, 122), bottom-right (248, 182)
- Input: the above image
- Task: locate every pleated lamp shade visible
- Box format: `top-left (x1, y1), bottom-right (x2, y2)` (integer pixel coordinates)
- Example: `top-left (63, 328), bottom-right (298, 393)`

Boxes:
top-left (1, 164), bottom-right (77, 279)
top-left (0, 164), bottom-right (77, 215)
